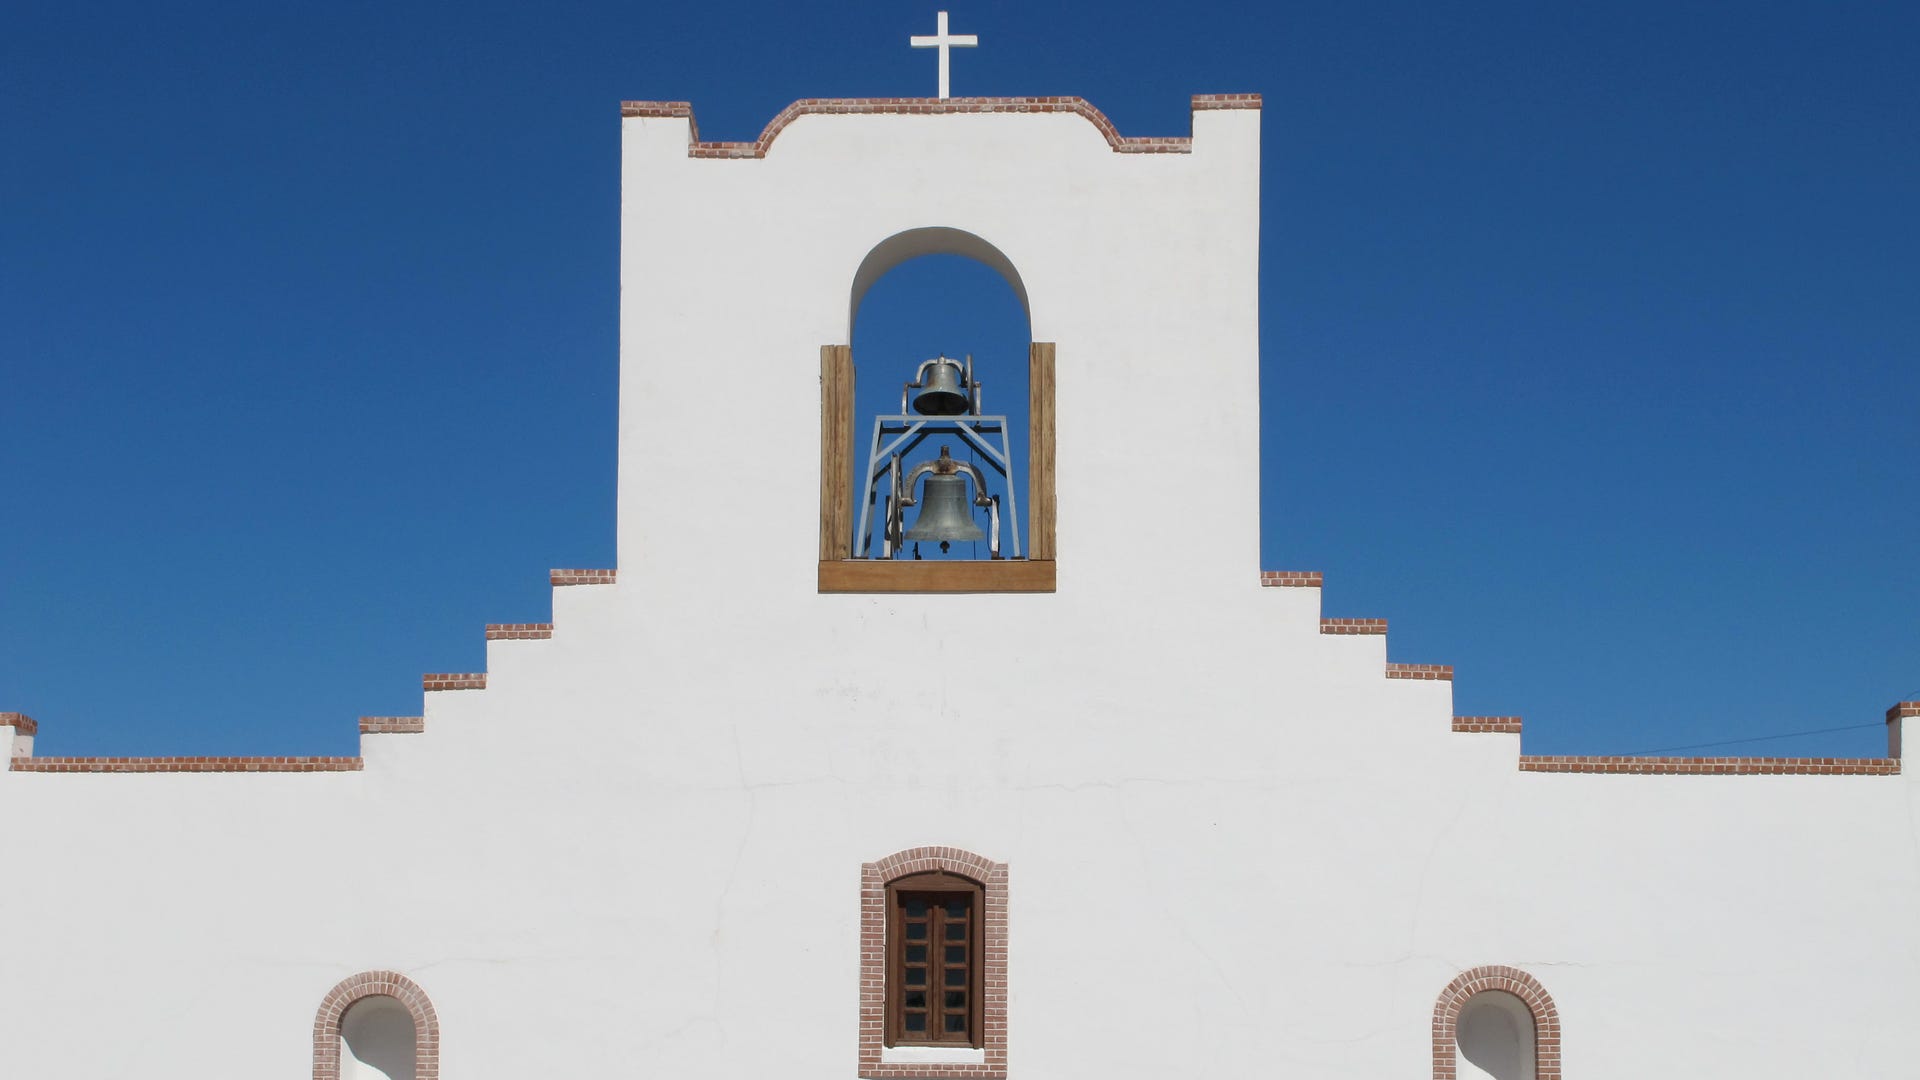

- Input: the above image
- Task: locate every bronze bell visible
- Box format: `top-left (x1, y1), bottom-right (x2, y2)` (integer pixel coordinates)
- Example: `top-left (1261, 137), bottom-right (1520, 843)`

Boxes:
top-left (904, 473), bottom-right (987, 544)
top-left (911, 358), bottom-right (970, 416)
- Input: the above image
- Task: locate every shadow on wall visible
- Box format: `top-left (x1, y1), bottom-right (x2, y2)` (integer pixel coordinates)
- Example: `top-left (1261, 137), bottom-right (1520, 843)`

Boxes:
top-left (1457, 990), bottom-right (1536, 1080)
top-left (340, 995), bottom-right (417, 1080)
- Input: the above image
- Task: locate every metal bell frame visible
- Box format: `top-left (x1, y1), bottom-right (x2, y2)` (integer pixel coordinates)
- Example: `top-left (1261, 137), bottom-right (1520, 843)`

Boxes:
top-left (855, 355), bottom-right (1023, 560)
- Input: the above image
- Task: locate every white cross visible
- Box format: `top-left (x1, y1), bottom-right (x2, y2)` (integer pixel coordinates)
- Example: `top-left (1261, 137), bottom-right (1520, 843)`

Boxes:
top-left (910, 11), bottom-right (978, 100)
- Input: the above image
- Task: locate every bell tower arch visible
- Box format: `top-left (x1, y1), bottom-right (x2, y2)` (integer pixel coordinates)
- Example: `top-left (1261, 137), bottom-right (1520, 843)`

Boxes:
top-left (616, 95), bottom-right (1262, 597)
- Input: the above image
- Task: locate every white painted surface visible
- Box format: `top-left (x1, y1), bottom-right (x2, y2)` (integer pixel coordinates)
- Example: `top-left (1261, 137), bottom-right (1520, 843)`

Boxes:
top-left (0, 100), bottom-right (1916, 1080)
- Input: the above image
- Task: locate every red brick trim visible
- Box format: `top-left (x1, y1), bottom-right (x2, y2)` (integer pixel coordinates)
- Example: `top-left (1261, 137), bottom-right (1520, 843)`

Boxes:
top-left (860, 847), bottom-right (1008, 1079)
top-left (12, 757), bottom-right (362, 773)
top-left (1321, 618), bottom-right (1387, 635)
top-left (1433, 965), bottom-right (1561, 1080)
top-left (423, 673), bottom-right (485, 691)
top-left (313, 970), bottom-right (439, 1080)
top-left (0, 712), bottom-right (35, 735)
top-left (1453, 716), bottom-right (1523, 734)
top-left (622, 97), bottom-right (1208, 158)
top-left (551, 568), bottom-right (617, 586)
top-left (360, 716), bottom-right (425, 735)
top-left (1888, 701), bottom-right (1920, 723)
top-left (1387, 663), bottom-right (1454, 681)
top-left (1191, 93), bottom-right (1263, 110)
top-left (1519, 755), bottom-right (1898, 775)
top-left (1260, 570), bottom-right (1323, 587)
top-left (485, 623), bottom-right (552, 640)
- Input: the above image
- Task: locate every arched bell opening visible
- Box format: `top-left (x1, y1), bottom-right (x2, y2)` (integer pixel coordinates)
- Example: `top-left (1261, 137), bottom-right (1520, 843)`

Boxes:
top-left (851, 252), bottom-right (1030, 563)
top-left (820, 228), bottom-right (1056, 591)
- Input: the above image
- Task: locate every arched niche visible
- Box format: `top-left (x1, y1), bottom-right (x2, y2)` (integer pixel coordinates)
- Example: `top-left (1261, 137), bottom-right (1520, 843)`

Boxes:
top-left (312, 971), bottom-right (439, 1080)
top-left (340, 996), bottom-right (417, 1080)
top-left (1432, 966), bottom-right (1560, 1080)
top-left (1457, 991), bottom-right (1536, 1079)
top-left (820, 229), bottom-right (1055, 593)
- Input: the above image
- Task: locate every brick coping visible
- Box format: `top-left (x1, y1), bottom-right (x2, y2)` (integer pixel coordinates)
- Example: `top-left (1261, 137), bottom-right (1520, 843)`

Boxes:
top-left (486, 623), bottom-right (552, 640)
top-left (1453, 716), bottom-right (1524, 734)
top-left (12, 757), bottom-right (362, 773)
top-left (1519, 756), bottom-right (1898, 775)
top-left (0, 712), bottom-right (36, 735)
top-left (621, 94), bottom-right (1260, 159)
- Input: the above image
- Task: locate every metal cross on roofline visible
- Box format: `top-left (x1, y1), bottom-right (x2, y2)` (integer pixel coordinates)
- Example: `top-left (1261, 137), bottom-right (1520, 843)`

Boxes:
top-left (910, 11), bottom-right (978, 100)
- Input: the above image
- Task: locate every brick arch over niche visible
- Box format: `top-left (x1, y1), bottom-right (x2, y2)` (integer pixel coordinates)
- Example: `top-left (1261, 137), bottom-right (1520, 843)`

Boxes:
top-left (312, 969), bottom-right (440, 1080)
top-left (1432, 965), bottom-right (1561, 1080)
top-left (860, 846), bottom-right (1009, 1079)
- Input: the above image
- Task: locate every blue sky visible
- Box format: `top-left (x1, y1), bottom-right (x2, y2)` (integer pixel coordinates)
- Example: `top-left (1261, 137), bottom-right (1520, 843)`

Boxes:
top-left (3, 0), bottom-right (1914, 758)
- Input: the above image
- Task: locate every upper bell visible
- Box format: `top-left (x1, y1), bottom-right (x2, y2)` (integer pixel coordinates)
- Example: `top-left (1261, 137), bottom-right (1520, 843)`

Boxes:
top-left (911, 358), bottom-right (971, 416)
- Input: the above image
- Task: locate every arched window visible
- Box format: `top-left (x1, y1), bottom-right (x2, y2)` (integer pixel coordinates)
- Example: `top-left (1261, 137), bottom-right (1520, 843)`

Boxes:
top-left (1432, 966), bottom-right (1560, 1080)
top-left (860, 847), bottom-right (1008, 1078)
top-left (820, 228), bottom-right (1056, 594)
top-left (313, 971), bottom-right (439, 1080)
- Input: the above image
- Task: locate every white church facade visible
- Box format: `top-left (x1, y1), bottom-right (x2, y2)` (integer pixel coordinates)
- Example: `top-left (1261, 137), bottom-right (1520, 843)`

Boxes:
top-left (3, 88), bottom-right (1918, 1079)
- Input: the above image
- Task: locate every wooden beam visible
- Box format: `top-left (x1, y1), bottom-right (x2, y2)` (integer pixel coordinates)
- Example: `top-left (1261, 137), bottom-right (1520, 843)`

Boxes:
top-left (819, 344), bottom-right (854, 560)
top-left (817, 560), bottom-right (1056, 594)
top-left (1028, 342), bottom-right (1057, 560)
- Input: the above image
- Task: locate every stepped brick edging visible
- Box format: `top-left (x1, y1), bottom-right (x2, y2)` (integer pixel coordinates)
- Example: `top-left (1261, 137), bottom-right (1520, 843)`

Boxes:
top-left (551, 568), bottom-right (616, 586)
top-left (1889, 701), bottom-right (1920, 722)
top-left (1321, 618), bottom-right (1387, 635)
top-left (13, 757), bottom-right (362, 773)
top-left (1454, 716), bottom-right (1523, 734)
top-left (486, 623), bottom-right (552, 640)
top-left (360, 716), bottom-right (425, 734)
top-left (1191, 92), bottom-right (1264, 110)
top-left (621, 95), bottom-right (1256, 159)
top-left (1519, 756), bottom-right (1898, 776)
top-left (1, 712), bottom-right (36, 735)
top-left (423, 673), bottom-right (486, 691)
top-left (1387, 663), bottom-right (1454, 681)
top-left (1260, 571), bottom-right (1323, 587)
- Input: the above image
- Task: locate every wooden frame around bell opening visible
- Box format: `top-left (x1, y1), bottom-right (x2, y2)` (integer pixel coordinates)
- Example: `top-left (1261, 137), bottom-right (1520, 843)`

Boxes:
top-left (818, 342), bottom-right (1055, 594)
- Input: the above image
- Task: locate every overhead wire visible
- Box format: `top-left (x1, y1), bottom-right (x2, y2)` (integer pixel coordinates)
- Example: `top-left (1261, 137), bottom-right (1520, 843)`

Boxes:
top-left (1622, 721), bottom-right (1883, 757)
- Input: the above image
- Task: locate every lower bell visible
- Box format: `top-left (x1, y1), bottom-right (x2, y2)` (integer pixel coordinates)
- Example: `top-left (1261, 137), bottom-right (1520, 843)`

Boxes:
top-left (904, 473), bottom-right (986, 544)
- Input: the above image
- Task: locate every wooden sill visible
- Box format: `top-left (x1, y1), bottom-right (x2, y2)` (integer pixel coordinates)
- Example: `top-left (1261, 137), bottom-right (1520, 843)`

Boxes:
top-left (818, 559), bottom-right (1056, 594)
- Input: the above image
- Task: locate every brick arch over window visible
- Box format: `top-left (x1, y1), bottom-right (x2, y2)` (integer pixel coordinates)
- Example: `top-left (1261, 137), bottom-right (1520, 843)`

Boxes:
top-left (312, 969), bottom-right (440, 1080)
top-left (860, 846), bottom-right (1008, 1079)
top-left (1432, 965), bottom-right (1561, 1080)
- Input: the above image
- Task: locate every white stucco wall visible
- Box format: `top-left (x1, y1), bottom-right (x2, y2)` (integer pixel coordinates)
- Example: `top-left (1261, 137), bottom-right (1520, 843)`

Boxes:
top-left (2, 100), bottom-right (1917, 1079)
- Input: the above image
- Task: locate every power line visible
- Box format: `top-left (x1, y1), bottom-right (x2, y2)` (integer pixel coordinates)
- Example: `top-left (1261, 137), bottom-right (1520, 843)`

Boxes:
top-left (1623, 721), bottom-right (1882, 757)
